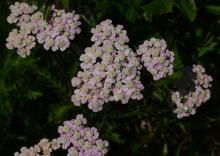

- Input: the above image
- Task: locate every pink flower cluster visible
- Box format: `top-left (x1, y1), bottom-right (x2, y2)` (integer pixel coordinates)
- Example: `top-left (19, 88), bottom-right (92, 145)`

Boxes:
top-left (71, 20), bottom-right (144, 112)
top-left (7, 2), bottom-right (38, 24)
top-left (58, 114), bottom-right (109, 156)
top-left (14, 138), bottom-right (61, 156)
top-left (6, 29), bottom-right (37, 58)
top-left (6, 2), bottom-right (44, 58)
top-left (171, 65), bottom-right (212, 118)
top-left (137, 38), bottom-right (175, 80)
top-left (6, 2), bottom-right (81, 58)
top-left (36, 6), bottom-right (81, 51)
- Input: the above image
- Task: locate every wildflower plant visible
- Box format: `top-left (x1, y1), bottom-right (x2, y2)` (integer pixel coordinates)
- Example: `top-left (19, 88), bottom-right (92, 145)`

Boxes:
top-left (2, 0), bottom-right (217, 155)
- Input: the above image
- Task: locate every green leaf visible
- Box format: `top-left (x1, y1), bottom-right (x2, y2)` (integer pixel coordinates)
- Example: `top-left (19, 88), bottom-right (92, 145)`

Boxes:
top-left (111, 1), bottom-right (125, 15)
top-left (61, 0), bottom-right (70, 9)
top-left (205, 6), bottom-right (220, 16)
top-left (134, 0), bottom-right (143, 7)
top-left (162, 143), bottom-right (168, 155)
top-left (175, 144), bottom-right (182, 156)
top-left (198, 42), bottom-right (218, 57)
top-left (95, 1), bottom-right (110, 20)
top-left (48, 105), bottom-right (72, 122)
top-left (27, 91), bottom-right (43, 100)
top-left (174, 0), bottom-right (197, 22)
top-left (125, 6), bottom-right (138, 23)
top-left (131, 142), bottom-right (142, 153)
top-left (153, 92), bottom-right (163, 102)
top-left (142, 0), bottom-right (174, 15)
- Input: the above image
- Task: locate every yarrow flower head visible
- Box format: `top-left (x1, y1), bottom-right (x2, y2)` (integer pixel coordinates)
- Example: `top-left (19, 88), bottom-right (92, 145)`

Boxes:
top-left (6, 2), bottom-right (44, 58)
top-left (71, 19), bottom-right (144, 112)
top-left (7, 2), bottom-right (38, 24)
top-left (91, 19), bottom-right (129, 45)
top-left (171, 65), bottom-right (212, 118)
top-left (6, 29), bottom-right (36, 58)
top-left (36, 6), bottom-right (81, 51)
top-left (6, 2), bottom-right (81, 57)
top-left (58, 114), bottom-right (109, 156)
top-left (14, 138), bottom-right (61, 156)
top-left (137, 38), bottom-right (175, 80)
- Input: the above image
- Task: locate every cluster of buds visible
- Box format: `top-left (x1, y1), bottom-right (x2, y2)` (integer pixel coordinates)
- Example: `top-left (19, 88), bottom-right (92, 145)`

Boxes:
top-left (171, 65), bottom-right (212, 118)
top-left (58, 114), bottom-right (109, 156)
top-left (14, 138), bottom-right (61, 156)
top-left (137, 38), bottom-right (175, 80)
top-left (71, 20), bottom-right (144, 112)
top-left (6, 2), bottom-right (81, 58)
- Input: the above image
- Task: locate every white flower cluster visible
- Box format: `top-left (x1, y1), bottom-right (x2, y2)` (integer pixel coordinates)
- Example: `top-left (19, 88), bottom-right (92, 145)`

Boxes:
top-left (14, 138), bottom-right (61, 156)
top-left (71, 20), bottom-right (144, 112)
top-left (171, 65), bottom-right (212, 118)
top-left (6, 2), bottom-right (81, 58)
top-left (137, 38), bottom-right (175, 80)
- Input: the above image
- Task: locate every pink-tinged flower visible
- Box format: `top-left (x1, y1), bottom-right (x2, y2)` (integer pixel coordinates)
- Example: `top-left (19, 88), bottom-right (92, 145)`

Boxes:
top-left (137, 38), bottom-right (175, 80)
top-left (37, 6), bottom-right (81, 51)
top-left (58, 115), bottom-right (109, 156)
top-left (7, 2), bottom-right (81, 57)
top-left (6, 29), bottom-right (36, 58)
top-left (71, 19), bottom-right (144, 112)
top-left (14, 138), bottom-right (61, 156)
top-left (171, 65), bottom-right (212, 118)
top-left (6, 2), bottom-right (46, 58)
top-left (7, 2), bottom-right (38, 24)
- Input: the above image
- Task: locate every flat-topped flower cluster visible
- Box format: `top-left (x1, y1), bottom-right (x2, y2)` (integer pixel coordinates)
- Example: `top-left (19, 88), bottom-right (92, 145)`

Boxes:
top-left (71, 20), bottom-right (144, 112)
top-left (137, 38), bottom-right (175, 80)
top-left (171, 65), bottom-right (212, 118)
top-left (14, 115), bottom-right (109, 156)
top-left (6, 2), bottom-right (81, 58)
top-left (58, 114), bottom-right (109, 156)
top-left (14, 138), bottom-right (60, 156)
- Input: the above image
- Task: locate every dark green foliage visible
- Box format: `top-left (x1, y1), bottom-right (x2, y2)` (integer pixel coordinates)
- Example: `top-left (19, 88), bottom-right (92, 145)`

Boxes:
top-left (0, 0), bottom-right (220, 155)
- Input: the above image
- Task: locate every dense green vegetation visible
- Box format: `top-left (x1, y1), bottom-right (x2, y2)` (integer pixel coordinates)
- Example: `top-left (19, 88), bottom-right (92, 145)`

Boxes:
top-left (0, 0), bottom-right (220, 155)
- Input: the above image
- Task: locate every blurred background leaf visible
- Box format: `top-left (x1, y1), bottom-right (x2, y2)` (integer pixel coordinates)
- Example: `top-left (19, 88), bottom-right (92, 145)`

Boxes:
top-left (174, 0), bottom-right (197, 22)
top-left (205, 5), bottom-right (220, 16)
